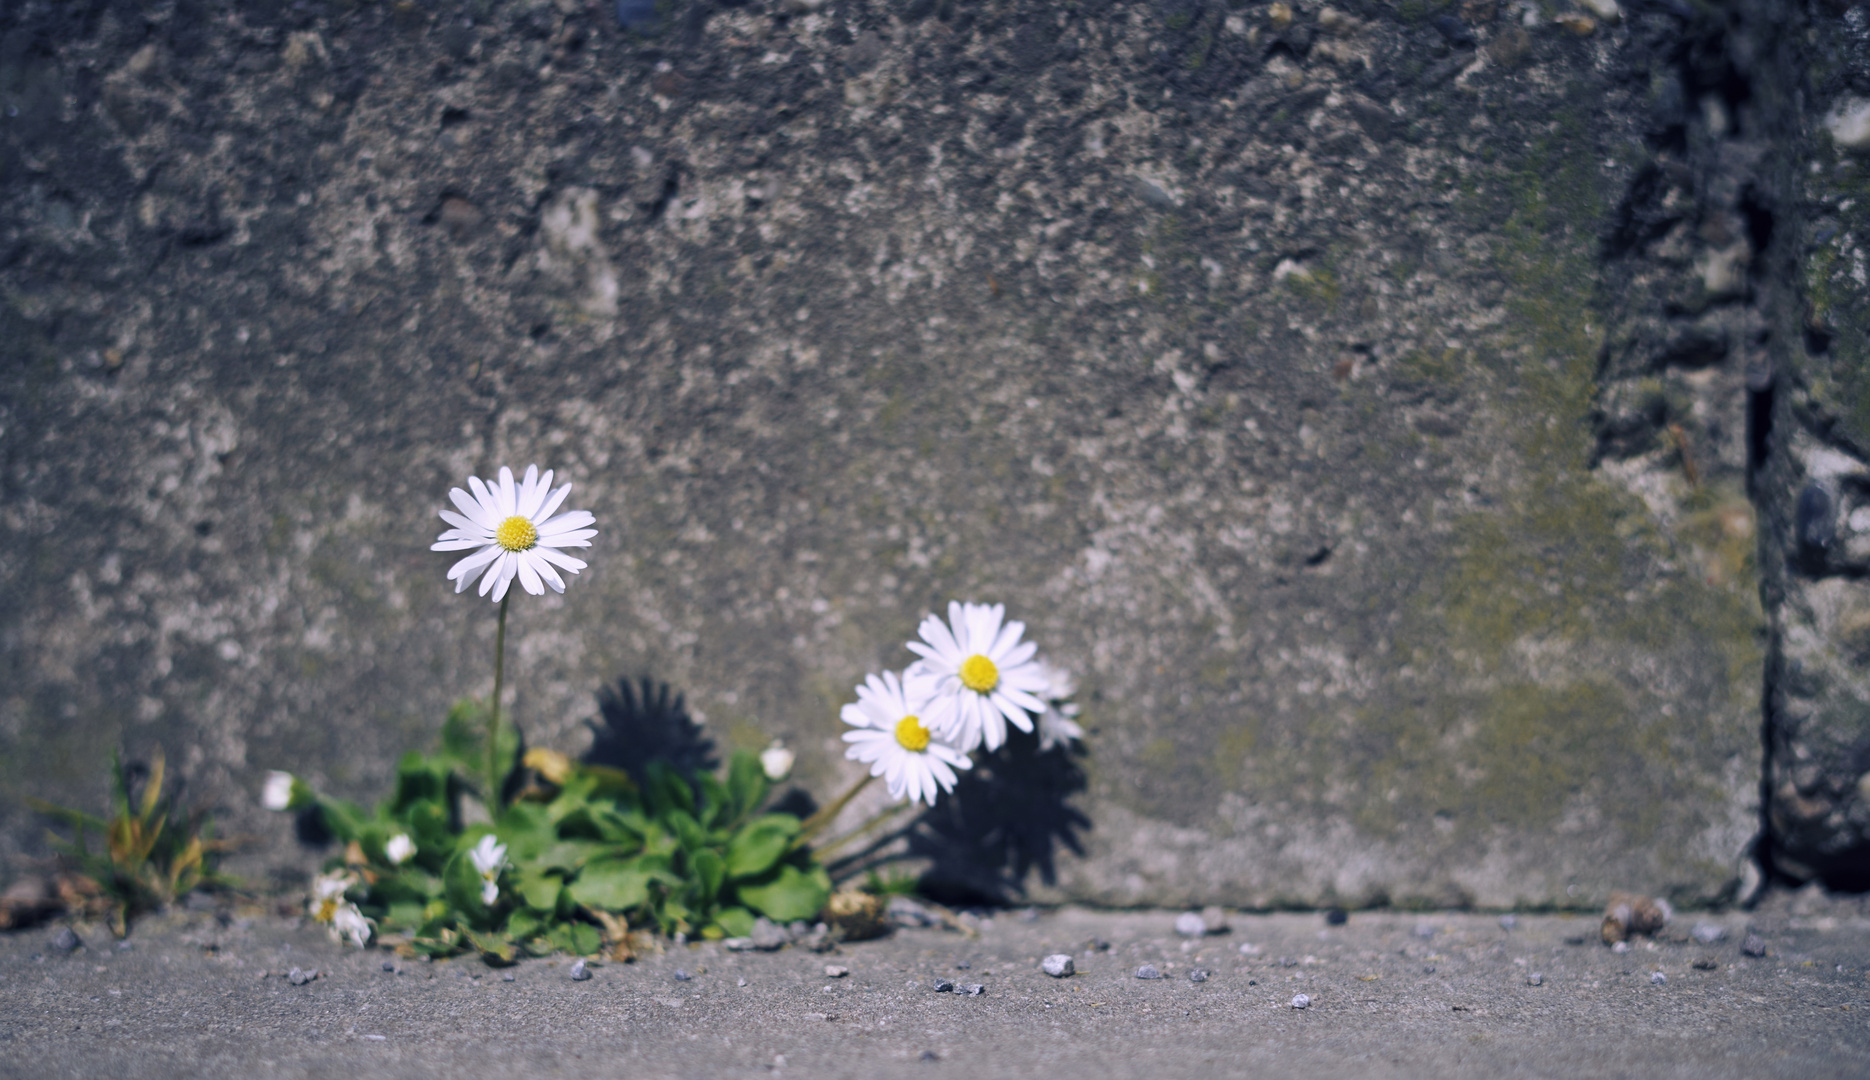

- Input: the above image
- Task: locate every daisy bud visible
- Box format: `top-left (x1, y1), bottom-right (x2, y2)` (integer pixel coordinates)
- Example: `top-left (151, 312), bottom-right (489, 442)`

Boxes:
top-left (385, 833), bottom-right (416, 866)
top-left (760, 742), bottom-right (795, 782)
top-left (262, 771), bottom-right (304, 812)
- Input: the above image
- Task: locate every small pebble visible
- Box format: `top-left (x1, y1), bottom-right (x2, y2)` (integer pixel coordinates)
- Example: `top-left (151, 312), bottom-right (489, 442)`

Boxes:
top-left (955, 960), bottom-right (971, 970)
top-left (673, 969), bottom-right (692, 982)
top-left (1135, 964), bottom-right (1163, 980)
top-left (1290, 993), bottom-right (1312, 1009)
top-left (1498, 915), bottom-right (1518, 931)
top-left (287, 966), bottom-right (317, 986)
top-left (931, 978), bottom-right (954, 993)
top-left (960, 983), bottom-right (984, 996)
top-left (1200, 906), bottom-right (1230, 934)
top-left (1526, 972), bottom-right (1543, 986)
top-left (1692, 958), bottom-right (1718, 970)
top-left (380, 960), bottom-right (396, 973)
top-left (749, 918), bottom-right (789, 952)
top-left (1188, 968), bottom-right (1210, 983)
top-left (51, 927), bottom-right (82, 953)
top-left (1423, 965), bottom-right (1437, 974)
top-left (1650, 971), bottom-right (1667, 985)
top-left (1087, 938), bottom-right (1111, 952)
top-left (1238, 942), bottom-right (1260, 956)
top-left (1742, 933), bottom-right (1768, 957)
top-left (502, 973), bottom-right (515, 981)
top-left (1279, 957), bottom-right (1298, 968)
top-left (1041, 954), bottom-right (1075, 978)
top-left (569, 959), bottom-right (591, 982)
top-left (1612, 941), bottom-right (1631, 954)
top-left (738, 977), bottom-right (748, 987)
top-left (920, 1051), bottom-right (940, 1061)
top-left (1174, 911), bottom-right (1206, 937)
top-left (1691, 923), bottom-right (1727, 945)
top-left (1325, 908), bottom-right (1348, 926)
top-left (825, 965), bottom-right (849, 978)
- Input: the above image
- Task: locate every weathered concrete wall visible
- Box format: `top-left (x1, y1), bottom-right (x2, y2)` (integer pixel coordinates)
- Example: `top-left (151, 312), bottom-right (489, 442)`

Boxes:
top-left (1762, 0), bottom-right (1870, 891)
top-left (0, 0), bottom-right (1782, 907)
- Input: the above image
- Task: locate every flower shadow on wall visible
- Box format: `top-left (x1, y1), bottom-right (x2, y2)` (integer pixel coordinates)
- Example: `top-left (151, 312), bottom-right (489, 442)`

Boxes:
top-left (890, 728), bottom-right (1091, 907)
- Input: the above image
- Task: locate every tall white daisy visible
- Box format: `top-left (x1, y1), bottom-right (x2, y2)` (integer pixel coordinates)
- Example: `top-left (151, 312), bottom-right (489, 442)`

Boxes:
top-left (1034, 660), bottom-right (1086, 752)
top-left (905, 602), bottom-right (1049, 753)
top-left (840, 671), bottom-right (971, 807)
top-left (331, 902), bottom-right (375, 948)
top-left (431, 465), bottom-right (597, 603)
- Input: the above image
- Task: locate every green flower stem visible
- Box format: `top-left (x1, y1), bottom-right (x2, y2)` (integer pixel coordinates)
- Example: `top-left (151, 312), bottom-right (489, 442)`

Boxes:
top-left (794, 772), bottom-right (875, 848)
top-left (489, 591), bottom-right (511, 811)
top-left (810, 798), bottom-right (916, 860)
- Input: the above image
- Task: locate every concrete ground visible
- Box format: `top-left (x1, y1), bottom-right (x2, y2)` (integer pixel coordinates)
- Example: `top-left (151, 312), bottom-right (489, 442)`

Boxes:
top-left (3, 897), bottom-right (1867, 1080)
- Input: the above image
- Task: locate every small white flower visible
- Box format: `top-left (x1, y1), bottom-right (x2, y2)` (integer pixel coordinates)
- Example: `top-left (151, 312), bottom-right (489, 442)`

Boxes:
top-left (308, 871), bottom-right (356, 924)
top-left (760, 741), bottom-right (795, 782)
top-left (385, 833), bottom-right (416, 866)
top-left (469, 834), bottom-right (506, 906)
top-left (261, 771), bottom-right (297, 811)
top-left (905, 602), bottom-right (1049, 753)
top-left (1034, 660), bottom-right (1086, 752)
top-left (431, 465), bottom-right (597, 603)
top-left (841, 670), bottom-right (972, 807)
top-left (331, 902), bottom-right (375, 948)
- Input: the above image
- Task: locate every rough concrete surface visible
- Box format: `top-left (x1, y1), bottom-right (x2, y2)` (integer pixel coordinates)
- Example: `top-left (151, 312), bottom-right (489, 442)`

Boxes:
top-left (3, 896), bottom-right (1868, 1079)
top-left (2, 0), bottom-right (1837, 908)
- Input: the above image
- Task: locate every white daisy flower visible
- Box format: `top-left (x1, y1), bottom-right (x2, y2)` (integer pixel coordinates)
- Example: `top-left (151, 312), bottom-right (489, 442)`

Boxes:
top-left (840, 670), bottom-right (971, 807)
top-left (384, 833), bottom-right (417, 866)
top-left (307, 870), bottom-right (356, 924)
top-left (469, 834), bottom-right (507, 906)
top-left (1034, 660), bottom-right (1086, 752)
top-left (330, 902), bottom-right (375, 948)
top-left (431, 464), bottom-right (597, 603)
top-left (905, 602), bottom-right (1049, 753)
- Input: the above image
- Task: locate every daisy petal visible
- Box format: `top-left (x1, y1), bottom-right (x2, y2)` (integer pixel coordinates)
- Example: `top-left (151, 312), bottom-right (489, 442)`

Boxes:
top-left (516, 553), bottom-right (546, 596)
top-left (534, 482), bottom-right (573, 525)
top-left (534, 548), bottom-right (588, 574)
top-left (449, 488), bottom-right (495, 529)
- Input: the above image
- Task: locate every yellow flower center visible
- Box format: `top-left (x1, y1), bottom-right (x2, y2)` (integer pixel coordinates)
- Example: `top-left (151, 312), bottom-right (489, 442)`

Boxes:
top-left (495, 515), bottom-right (538, 552)
top-left (894, 715), bottom-right (931, 752)
top-left (312, 898), bottom-right (338, 923)
top-left (959, 654), bottom-right (999, 693)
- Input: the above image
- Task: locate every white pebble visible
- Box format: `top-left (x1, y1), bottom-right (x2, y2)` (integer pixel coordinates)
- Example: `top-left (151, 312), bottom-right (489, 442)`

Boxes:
top-left (1175, 911), bottom-right (1207, 937)
top-left (1651, 971), bottom-right (1667, 985)
top-left (1041, 954), bottom-right (1075, 978)
top-left (1526, 972), bottom-right (1543, 986)
top-left (824, 965), bottom-right (849, 978)
top-left (1290, 993), bottom-right (1311, 1009)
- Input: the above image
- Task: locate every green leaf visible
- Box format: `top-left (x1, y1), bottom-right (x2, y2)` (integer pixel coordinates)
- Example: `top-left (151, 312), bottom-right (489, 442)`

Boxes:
top-left (664, 808), bottom-right (708, 854)
top-left (725, 815), bottom-right (799, 879)
top-left (715, 905), bottom-right (755, 938)
top-left (567, 861), bottom-right (651, 912)
top-left (690, 848), bottom-right (725, 907)
top-left (505, 908), bottom-right (546, 942)
top-left (695, 773), bottom-right (730, 828)
top-left (465, 928), bottom-right (517, 965)
top-left (726, 751), bottom-right (769, 822)
top-left (547, 921), bottom-right (603, 957)
top-left (514, 870), bottom-right (565, 913)
top-left (531, 841), bottom-right (600, 874)
top-left (735, 863), bottom-right (830, 923)
top-left (643, 762), bottom-right (695, 818)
